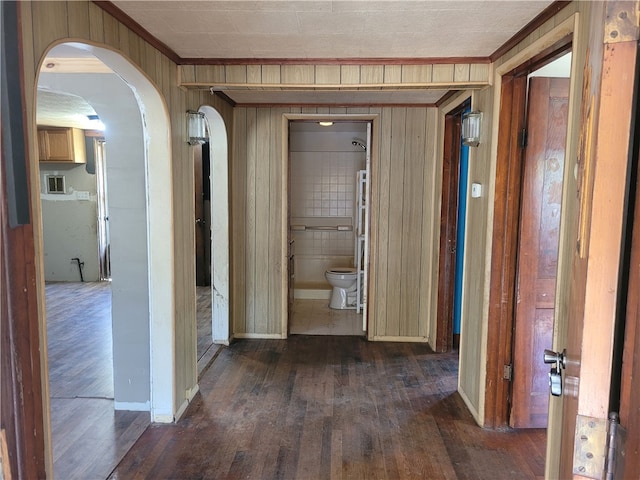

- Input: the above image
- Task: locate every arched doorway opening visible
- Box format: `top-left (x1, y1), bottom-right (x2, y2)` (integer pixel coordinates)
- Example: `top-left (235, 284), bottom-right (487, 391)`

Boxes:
top-left (35, 42), bottom-right (176, 477)
top-left (199, 106), bottom-right (231, 346)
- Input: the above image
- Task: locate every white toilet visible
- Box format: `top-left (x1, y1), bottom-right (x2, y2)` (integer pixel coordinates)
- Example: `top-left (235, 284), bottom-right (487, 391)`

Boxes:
top-left (325, 267), bottom-right (358, 309)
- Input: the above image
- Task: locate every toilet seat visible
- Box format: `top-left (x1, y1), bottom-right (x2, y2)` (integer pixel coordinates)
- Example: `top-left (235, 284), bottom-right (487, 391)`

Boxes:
top-left (327, 267), bottom-right (356, 274)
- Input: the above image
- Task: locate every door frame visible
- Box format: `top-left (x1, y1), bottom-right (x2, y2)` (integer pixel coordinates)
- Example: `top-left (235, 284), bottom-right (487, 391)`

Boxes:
top-left (199, 106), bottom-right (231, 345)
top-left (484, 34), bottom-right (574, 428)
top-left (281, 114), bottom-right (379, 338)
top-left (618, 95), bottom-right (640, 477)
top-left (435, 100), bottom-right (469, 352)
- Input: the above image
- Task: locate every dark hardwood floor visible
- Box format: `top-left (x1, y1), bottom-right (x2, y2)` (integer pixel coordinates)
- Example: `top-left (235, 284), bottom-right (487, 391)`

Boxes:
top-left (45, 281), bottom-right (218, 479)
top-left (45, 281), bottom-right (150, 480)
top-left (110, 337), bottom-right (546, 480)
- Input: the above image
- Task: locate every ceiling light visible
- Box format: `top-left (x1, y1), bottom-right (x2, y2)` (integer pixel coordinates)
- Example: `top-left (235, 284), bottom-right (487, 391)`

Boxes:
top-left (87, 115), bottom-right (106, 131)
top-left (319, 121), bottom-right (333, 127)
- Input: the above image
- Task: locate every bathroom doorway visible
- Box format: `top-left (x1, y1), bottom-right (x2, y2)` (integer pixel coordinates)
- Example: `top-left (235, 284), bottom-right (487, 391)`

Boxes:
top-left (287, 119), bottom-right (371, 336)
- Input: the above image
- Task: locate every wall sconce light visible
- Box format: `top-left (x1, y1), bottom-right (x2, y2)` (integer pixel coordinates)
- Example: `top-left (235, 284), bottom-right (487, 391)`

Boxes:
top-left (186, 110), bottom-right (207, 145)
top-left (462, 111), bottom-right (482, 147)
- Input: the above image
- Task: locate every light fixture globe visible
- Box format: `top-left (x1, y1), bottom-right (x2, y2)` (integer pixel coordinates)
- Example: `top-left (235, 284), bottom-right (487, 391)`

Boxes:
top-left (462, 111), bottom-right (482, 147)
top-left (186, 110), bottom-right (208, 145)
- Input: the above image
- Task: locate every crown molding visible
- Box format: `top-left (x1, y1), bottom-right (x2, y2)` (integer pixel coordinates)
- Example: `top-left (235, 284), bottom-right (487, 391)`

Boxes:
top-left (490, 1), bottom-right (573, 62)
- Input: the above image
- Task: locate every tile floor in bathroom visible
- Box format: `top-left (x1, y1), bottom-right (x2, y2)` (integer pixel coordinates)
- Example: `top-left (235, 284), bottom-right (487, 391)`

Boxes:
top-left (290, 299), bottom-right (365, 336)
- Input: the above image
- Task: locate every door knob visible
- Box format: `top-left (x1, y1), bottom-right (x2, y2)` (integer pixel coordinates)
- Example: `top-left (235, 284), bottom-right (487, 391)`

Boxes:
top-left (543, 349), bottom-right (566, 368)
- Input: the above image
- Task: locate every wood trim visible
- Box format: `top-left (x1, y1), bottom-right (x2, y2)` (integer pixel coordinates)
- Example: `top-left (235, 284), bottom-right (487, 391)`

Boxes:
top-left (371, 336), bottom-right (429, 343)
top-left (92, 1), bottom-right (181, 64)
top-left (181, 57), bottom-right (492, 66)
top-left (484, 33), bottom-right (576, 429)
top-left (212, 90), bottom-right (237, 108)
top-left (232, 102), bottom-right (437, 109)
top-left (483, 74), bottom-right (528, 428)
top-left (435, 111), bottom-right (463, 352)
top-left (619, 111), bottom-right (640, 478)
top-left (435, 90), bottom-right (462, 108)
top-left (0, 2), bottom-right (47, 476)
top-left (490, 1), bottom-right (573, 62)
top-left (503, 34), bottom-right (573, 78)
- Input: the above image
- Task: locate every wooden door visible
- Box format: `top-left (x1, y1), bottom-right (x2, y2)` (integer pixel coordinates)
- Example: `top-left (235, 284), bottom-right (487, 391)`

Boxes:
top-left (550, 4), bottom-right (638, 477)
top-left (618, 136), bottom-right (640, 477)
top-left (194, 144), bottom-right (207, 286)
top-left (436, 113), bottom-right (462, 352)
top-left (510, 77), bottom-right (569, 428)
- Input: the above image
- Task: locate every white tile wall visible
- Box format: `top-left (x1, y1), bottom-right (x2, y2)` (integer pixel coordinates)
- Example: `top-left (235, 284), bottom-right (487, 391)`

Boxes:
top-left (290, 151), bottom-right (364, 258)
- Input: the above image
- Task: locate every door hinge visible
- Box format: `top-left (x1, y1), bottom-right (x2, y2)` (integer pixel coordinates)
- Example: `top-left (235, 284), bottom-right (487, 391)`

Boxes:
top-left (503, 364), bottom-right (512, 381)
top-left (605, 412), bottom-right (626, 480)
top-left (519, 129), bottom-right (528, 148)
top-left (573, 413), bottom-right (627, 479)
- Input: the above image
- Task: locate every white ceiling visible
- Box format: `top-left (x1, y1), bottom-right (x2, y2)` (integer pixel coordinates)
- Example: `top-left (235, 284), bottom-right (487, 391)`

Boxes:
top-left (37, 2), bottom-right (560, 121)
top-left (37, 87), bottom-right (101, 129)
top-left (112, 1), bottom-right (555, 60)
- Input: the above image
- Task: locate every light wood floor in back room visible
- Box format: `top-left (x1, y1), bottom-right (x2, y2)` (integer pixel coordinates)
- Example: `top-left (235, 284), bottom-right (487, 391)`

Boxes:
top-left (289, 299), bottom-right (365, 336)
top-left (45, 281), bottom-right (220, 480)
top-left (110, 337), bottom-right (546, 480)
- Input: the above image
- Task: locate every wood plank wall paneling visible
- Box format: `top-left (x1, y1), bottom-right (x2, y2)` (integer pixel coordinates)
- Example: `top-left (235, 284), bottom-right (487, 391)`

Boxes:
top-left (421, 109), bottom-right (439, 340)
top-left (374, 108), bottom-right (393, 337)
top-left (269, 108), bottom-right (287, 334)
top-left (233, 108), bottom-right (248, 335)
top-left (254, 108), bottom-right (272, 333)
top-left (231, 106), bottom-right (439, 339)
top-left (386, 108), bottom-right (407, 337)
top-left (21, 1), bottom-right (234, 435)
top-left (245, 108), bottom-right (258, 334)
top-left (179, 62), bottom-right (492, 89)
top-left (400, 108), bottom-right (427, 337)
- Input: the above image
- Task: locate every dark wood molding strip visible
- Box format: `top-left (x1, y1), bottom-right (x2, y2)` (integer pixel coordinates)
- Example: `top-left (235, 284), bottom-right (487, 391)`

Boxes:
top-left (232, 102), bottom-right (436, 109)
top-left (506, 34), bottom-right (573, 77)
top-left (435, 90), bottom-right (461, 108)
top-left (181, 56), bottom-right (492, 66)
top-left (212, 90), bottom-right (237, 108)
top-left (484, 73), bottom-right (527, 428)
top-left (92, 1), bottom-right (181, 64)
top-left (490, 1), bottom-right (573, 62)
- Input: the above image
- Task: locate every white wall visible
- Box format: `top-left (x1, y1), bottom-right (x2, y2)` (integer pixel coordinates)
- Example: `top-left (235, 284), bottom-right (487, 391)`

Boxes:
top-left (289, 123), bottom-right (367, 289)
top-left (39, 72), bottom-right (151, 409)
top-left (40, 162), bottom-right (99, 281)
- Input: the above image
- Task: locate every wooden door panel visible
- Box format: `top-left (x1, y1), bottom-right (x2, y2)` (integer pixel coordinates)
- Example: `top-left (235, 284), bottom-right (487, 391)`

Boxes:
top-left (536, 278), bottom-right (556, 309)
top-left (511, 77), bottom-right (569, 429)
top-left (620, 162), bottom-right (640, 476)
top-left (556, 22), bottom-right (638, 477)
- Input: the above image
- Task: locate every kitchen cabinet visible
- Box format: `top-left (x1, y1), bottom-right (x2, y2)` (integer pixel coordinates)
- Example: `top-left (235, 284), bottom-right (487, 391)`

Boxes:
top-left (38, 127), bottom-right (86, 163)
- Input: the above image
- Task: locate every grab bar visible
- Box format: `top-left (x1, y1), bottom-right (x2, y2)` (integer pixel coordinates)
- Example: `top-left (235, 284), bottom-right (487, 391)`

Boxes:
top-left (291, 225), bottom-right (352, 231)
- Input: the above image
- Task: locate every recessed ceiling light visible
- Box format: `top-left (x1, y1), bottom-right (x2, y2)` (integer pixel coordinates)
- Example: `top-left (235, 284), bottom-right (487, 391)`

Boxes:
top-left (318, 121), bottom-right (333, 127)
